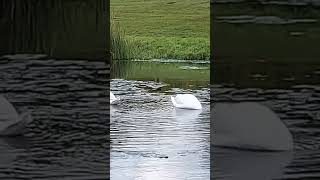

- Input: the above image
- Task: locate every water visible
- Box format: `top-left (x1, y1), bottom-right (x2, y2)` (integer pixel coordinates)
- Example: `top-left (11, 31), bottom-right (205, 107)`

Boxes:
top-left (212, 0), bottom-right (320, 60)
top-left (212, 62), bottom-right (320, 179)
top-left (110, 60), bottom-right (210, 180)
top-left (212, 0), bottom-right (320, 178)
top-left (0, 0), bottom-right (107, 60)
top-left (0, 55), bottom-right (108, 179)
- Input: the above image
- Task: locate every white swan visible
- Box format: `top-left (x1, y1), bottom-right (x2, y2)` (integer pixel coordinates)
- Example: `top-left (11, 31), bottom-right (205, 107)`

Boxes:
top-left (171, 94), bottom-right (202, 110)
top-left (212, 102), bottom-right (293, 151)
top-left (0, 95), bottom-right (32, 136)
top-left (110, 92), bottom-right (120, 105)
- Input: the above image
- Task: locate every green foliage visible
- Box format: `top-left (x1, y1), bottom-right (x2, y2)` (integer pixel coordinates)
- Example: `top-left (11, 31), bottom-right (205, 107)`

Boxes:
top-left (128, 36), bottom-right (209, 60)
top-left (111, 0), bottom-right (209, 60)
top-left (111, 15), bottom-right (133, 60)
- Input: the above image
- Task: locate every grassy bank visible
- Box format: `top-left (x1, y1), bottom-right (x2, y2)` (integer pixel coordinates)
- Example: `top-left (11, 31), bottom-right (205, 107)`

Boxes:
top-left (111, 0), bottom-right (210, 60)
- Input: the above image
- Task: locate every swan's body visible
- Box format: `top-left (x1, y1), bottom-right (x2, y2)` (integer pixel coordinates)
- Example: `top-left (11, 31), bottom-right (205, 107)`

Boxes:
top-left (171, 94), bottom-right (202, 110)
top-left (212, 102), bottom-right (293, 151)
top-left (0, 95), bottom-right (32, 136)
top-left (110, 92), bottom-right (120, 105)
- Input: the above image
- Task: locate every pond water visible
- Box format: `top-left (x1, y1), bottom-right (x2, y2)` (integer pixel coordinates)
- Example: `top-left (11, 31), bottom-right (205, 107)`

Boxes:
top-left (212, 0), bottom-right (320, 178)
top-left (110, 60), bottom-right (210, 180)
top-left (0, 55), bottom-right (108, 179)
top-left (2, 55), bottom-right (318, 179)
top-left (212, 62), bottom-right (320, 179)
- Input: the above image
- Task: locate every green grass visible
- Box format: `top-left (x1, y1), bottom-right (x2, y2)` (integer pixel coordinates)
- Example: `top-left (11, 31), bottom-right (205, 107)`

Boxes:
top-left (127, 36), bottom-right (209, 60)
top-left (111, 0), bottom-right (210, 60)
top-left (111, 17), bottom-right (133, 60)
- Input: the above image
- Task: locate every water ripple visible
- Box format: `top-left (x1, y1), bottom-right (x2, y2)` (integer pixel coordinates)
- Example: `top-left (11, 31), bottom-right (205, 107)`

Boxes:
top-left (111, 79), bottom-right (210, 180)
top-left (0, 55), bottom-right (108, 179)
top-left (212, 83), bottom-right (320, 179)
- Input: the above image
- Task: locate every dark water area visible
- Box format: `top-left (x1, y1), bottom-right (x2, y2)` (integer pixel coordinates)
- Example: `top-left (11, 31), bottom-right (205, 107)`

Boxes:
top-left (213, 61), bottom-right (320, 89)
top-left (0, 0), bottom-right (108, 60)
top-left (112, 60), bottom-right (210, 90)
top-left (111, 60), bottom-right (210, 179)
top-left (212, 81), bottom-right (320, 179)
top-left (211, 0), bottom-right (320, 60)
top-left (0, 55), bottom-right (109, 179)
top-left (212, 1), bottom-right (320, 179)
top-left (212, 59), bottom-right (320, 178)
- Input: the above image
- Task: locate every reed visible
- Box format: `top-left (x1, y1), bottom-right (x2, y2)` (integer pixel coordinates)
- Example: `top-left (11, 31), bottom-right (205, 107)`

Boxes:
top-left (111, 15), bottom-right (133, 60)
top-left (1, 0), bottom-right (106, 59)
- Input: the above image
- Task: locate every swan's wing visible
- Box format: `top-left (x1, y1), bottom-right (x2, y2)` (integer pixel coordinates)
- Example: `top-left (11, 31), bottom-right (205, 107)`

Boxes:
top-left (213, 102), bottom-right (293, 151)
top-left (110, 92), bottom-right (115, 104)
top-left (174, 95), bottom-right (185, 105)
top-left (171, 96), bottom-right (185, 108)
top-left (0, 96), bottom-right (20, 132)
top-left (110, 97), bottom-right (120, 105)
top-left (171, 96), bottom-right (177, 107)
top-left (0, 111), bottom-right (32, 136)
top-left (174, 94), bottom-right (202, 109)
top-left (110, 92), bottom-right (120, 104)
top-left (0, 95), bottom-right (19, 120)
top-left (110, 92), bottom-right (116, 100)
top-left (111, 99), bottom-right (119, 105)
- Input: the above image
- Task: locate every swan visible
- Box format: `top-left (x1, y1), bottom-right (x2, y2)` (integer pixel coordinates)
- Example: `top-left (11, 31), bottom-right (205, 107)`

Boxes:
top-left (212, 102), bottom-right (293, 151)
top-left (0, 95), bottom-right (32, 136)
top-left (110, 91), bottom-right (120, 105)
top-left (171, 94), bottom-right (202, 110)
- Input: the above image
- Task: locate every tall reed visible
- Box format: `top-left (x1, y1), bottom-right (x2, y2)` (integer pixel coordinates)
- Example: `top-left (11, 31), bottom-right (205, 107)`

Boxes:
top-left (110, 15), bottom-right (133, 60)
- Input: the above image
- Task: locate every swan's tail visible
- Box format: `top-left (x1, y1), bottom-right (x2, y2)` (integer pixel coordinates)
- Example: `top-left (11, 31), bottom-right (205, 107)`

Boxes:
top-left (171, 96), bottom-right (177, 107)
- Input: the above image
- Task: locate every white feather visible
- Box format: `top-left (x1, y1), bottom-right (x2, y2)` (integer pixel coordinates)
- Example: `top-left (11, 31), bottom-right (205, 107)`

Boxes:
top-left (171, 94), bottom-right (202, 110)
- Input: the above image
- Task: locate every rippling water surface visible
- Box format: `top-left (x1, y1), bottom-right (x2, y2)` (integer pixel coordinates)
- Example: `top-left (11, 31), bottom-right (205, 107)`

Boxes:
top-left (111, 61), bottom-right (210, 180)
top-left (0, 55), bottom-right (108, 179)
top-left (212, 62), bottom-right (320, 179)
top-left (212, 0), bottom-right (320, 178)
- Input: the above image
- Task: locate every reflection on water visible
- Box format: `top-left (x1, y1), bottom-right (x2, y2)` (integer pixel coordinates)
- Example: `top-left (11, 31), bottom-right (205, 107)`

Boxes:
top-left (212, 0), bottom-right (320, 177)
top-left (210, 0), bottom-right (320, 178)
top-left (213, 62), bottom-right (320, 89)
top-left (212, 0), bottom-right (320, 59)
top-left (112, 60), bottom-right (210, 89)
top-left (0, 55), bottom-right (108, 179)
top-left (0, 0), bottom-right (107, 60)
top-left (212, 62), bottom-right (320, 179)
top-left (213, 148), bottom-right (293, 180)
top-left (111, 60), bottom-right (210, 180)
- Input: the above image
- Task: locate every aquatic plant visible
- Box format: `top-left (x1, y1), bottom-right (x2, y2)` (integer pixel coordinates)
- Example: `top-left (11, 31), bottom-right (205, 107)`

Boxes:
top-left (1, 0), bottom-right (106, 59)
top-left (111, 15), bottom-right (133, 60)
top-left (110, 13), bottom-right (135, 78)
